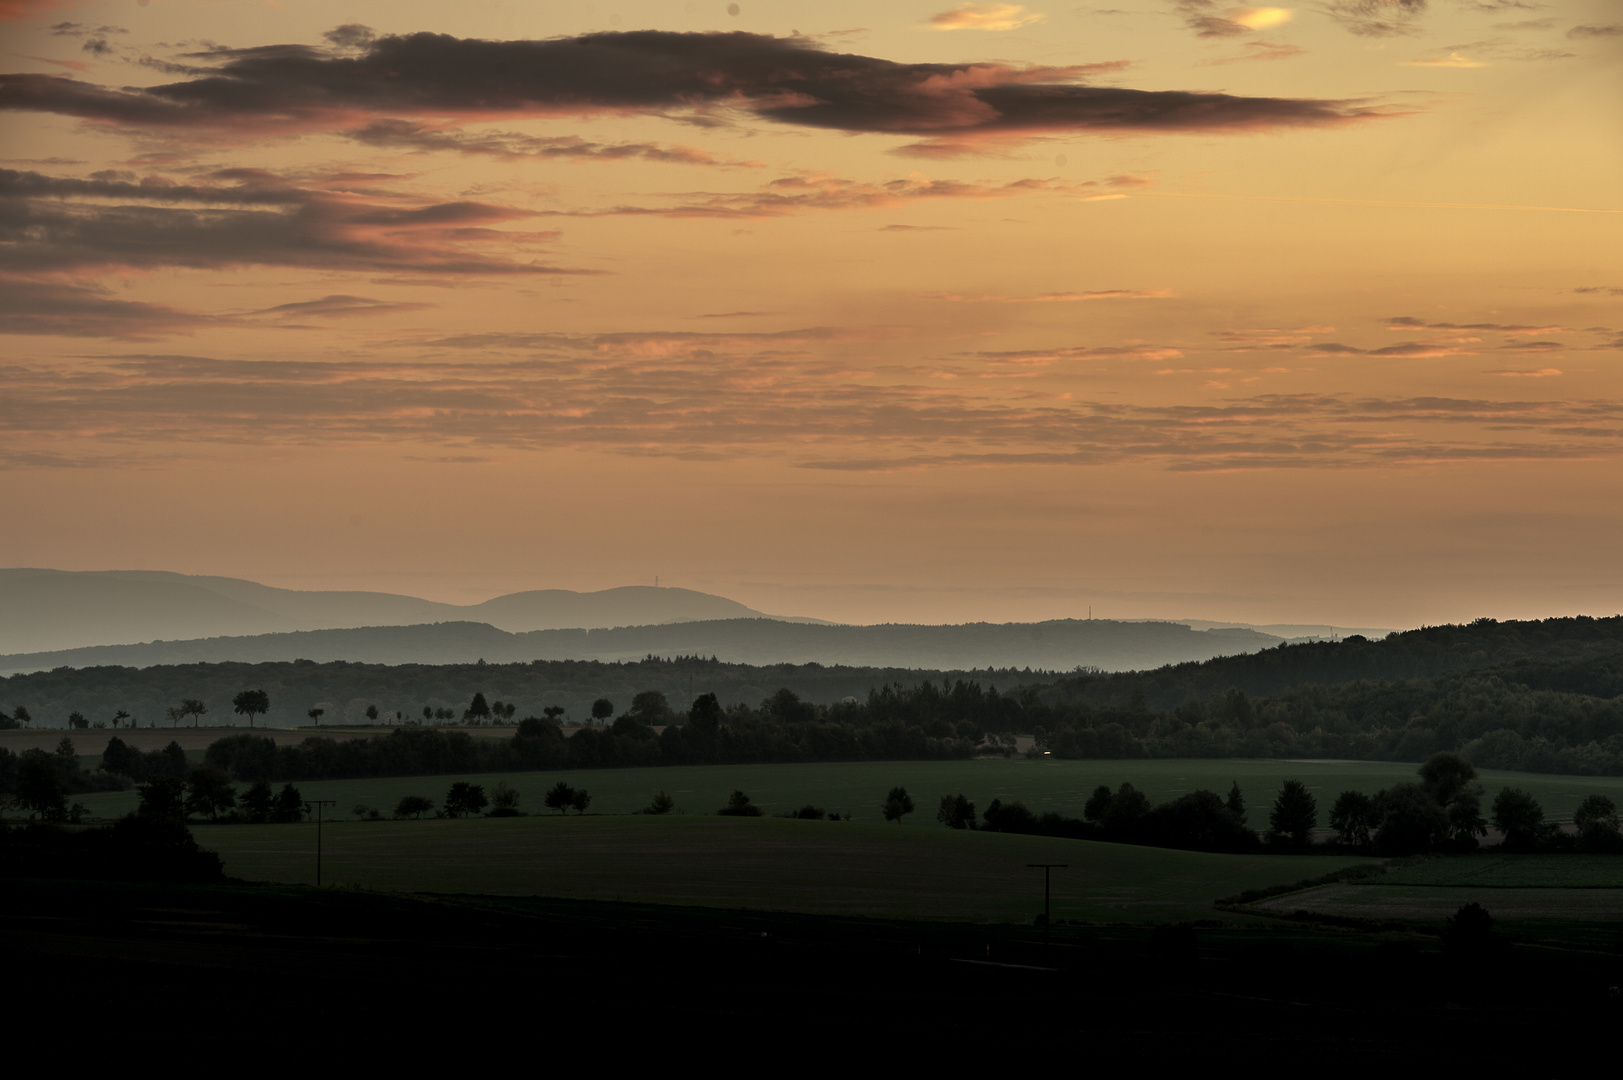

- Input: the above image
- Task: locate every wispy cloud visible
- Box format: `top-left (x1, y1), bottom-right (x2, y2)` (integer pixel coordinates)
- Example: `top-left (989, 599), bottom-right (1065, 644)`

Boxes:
top-left (1324, 0), bottom-right (1428, 39)
top-left (923, 289), bottom-right (1174, 301)
top-left (6, 349), bottom-right (1615, 472)
top-left (928, 4), bottom-right (1045, 31)
top-left (0, 166), bottom-right (587, 278)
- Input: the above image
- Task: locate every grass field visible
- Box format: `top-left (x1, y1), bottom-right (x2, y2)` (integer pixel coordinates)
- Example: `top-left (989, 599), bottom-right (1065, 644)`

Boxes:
top-left (67, 756), bottom-right (1623, 824)
top-left (1250, 882), bottom-right (1623, 935)
top-left (1376, 855), bottom-right (1623, 888)
top-left (198, 814), bottom-right (1370, 923)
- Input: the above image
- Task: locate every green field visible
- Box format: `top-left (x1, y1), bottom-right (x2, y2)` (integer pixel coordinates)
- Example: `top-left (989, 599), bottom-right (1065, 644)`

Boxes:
top-left (199, 814), bottom-right (1369, 923)
top-left (67, 756), bottom-right (1623, 823)
top-left (1376, 855), bottom-right (1623, 888)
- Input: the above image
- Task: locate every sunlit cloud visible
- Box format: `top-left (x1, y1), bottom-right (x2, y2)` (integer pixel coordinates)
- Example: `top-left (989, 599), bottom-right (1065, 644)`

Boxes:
top-left (923, 289), bottom-right (1174, 301)
top-left (1488, 368), bottom-right (1562, 377)
top-left (1228, 7), bottom-right (1293, 29)
top-left (1403, 52), bottom-right (1488, 68)
top-left (928, 4), bottom-right (1045, 31)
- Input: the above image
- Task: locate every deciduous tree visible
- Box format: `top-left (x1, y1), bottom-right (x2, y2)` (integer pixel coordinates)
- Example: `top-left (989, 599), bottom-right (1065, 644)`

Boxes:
top-left (443, 781), bottom-right (488, 817)
top-left (394, 794), bottom-right (434, 820)
top-left (544, 781), bottom-right (577, 814)
top-left (1328, 790), bottom-right (1376, 847)
top-left (937, 793), bottom-right (976, 829)
top-left (882, 786), bottom-right (914, 824)
top-left (184, 767), bottom-right (237, 821)
top-left (718, 790), bottom-right (762, 816)
top-left (233, 690), bottom-right (270, 728)
top-left (1491, 787), bottom-right (1547, 852)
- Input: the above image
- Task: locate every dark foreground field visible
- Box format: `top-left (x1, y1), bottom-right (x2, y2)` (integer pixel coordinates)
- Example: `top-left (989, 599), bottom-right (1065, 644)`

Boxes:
top-left (200, 815), bottom-right (1368, 922)
top-left (7, 873), bottom-right (1619, 1063)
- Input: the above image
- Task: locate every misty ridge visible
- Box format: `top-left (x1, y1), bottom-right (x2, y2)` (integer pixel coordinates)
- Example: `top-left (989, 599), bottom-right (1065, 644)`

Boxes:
top-left (0, 568), bottom-right (1387, 676)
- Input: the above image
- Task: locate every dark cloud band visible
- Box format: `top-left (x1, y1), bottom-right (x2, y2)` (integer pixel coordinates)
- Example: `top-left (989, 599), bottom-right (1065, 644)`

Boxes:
top-left (0, 30), bottom-right (1388, 151)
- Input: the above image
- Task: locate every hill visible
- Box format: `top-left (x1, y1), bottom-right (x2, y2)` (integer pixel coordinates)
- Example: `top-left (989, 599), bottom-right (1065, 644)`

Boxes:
top-left (0, 617), bottom-right (1289, 676)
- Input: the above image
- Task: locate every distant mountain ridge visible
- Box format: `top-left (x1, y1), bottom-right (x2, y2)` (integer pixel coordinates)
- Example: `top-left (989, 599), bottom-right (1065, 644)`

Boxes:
top-left (0, 569), bottom-right (822, 656)
top-left (0, 616), bottom-right (1292, 676)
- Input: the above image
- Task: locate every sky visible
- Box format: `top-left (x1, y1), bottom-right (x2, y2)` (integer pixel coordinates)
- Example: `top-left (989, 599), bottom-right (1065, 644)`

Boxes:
top-left (0, 0), bottom-right (1618, 628)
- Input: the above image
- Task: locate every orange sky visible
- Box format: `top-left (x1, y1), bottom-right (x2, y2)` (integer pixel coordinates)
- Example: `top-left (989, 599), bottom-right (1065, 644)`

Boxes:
top-left (1, 0), bottom-right (1619, 627)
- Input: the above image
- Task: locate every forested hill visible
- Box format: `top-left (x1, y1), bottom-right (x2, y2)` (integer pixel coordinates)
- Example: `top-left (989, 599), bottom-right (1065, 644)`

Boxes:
top-left (1050, 616), bottom-right (1623, 710)
top-left (0, 654), bottom-right (1055, 731)
top-left (0, 617), bottom-right (1287, 677)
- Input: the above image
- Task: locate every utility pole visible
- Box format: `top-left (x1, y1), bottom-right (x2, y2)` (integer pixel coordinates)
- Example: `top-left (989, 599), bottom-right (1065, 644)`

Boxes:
top-left (308, 799), bottom-right (337, 886)
top-left (1028, 863), bottom-right (1068, 949)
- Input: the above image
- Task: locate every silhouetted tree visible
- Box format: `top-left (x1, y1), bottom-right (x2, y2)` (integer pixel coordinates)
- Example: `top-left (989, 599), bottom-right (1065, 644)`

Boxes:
top-left (1268, 780), bottom-right (1317, 846)
top-left (1226, 781), bottom-right (1247, 825)
top-left (937, 793), bottom-right (976, 829)
top-left (271, 782), bottom-right (304, 823)
top-left (1328, 791), bottom-right (1377, 847)
top-left (1491, 787), bottom-right (1547, 852)
top-left (463, 693), bottom-right (491, 724)
top-left (544, 781), bottom-right (577, 814)
top-left (112, 710), bottom-right (130, 729)
top-left (718, 790), bottom-right (762, 817)
top-left (67, 711), bottom-right (88, 730)
top-left (307, 707), bottom-right (324, 727)
top-left (591, 698), bottom-right (615, 725)
top-left (1374, 783), bottom-right (1449, 855)
top-left (395, 795), bottom-right (434, 820)
top-left (365, 704), bottom-right (379, 722)
top-left (1574, 794), bottom-right (1622, 852)
top-left (178, 698), bottom-right (208, 727)
top-left (629, 690), bottom-right (674, 723)
top-left (1084, 785), bottom-right (1113, 822)
top-left (233, 690), bottom-right (270, 728)
top-left (184, 767), bottom-right (237, 821)
top-left (240, 779), bottom-right (275, 823)
top-left (571, 788), bottom-right (591, 814)
top-left (138, 776), bottom-right (187, 819)
top-left (14, 749), bottom-right (69, 821)
top-left (643, 790), bottom-right (676, 815)
top-left (882, 786), bottom-right (915, 824)
top-left (489, 782), bottom-right (521, 815)
top-left (444, 781), bottom-right (488, 817)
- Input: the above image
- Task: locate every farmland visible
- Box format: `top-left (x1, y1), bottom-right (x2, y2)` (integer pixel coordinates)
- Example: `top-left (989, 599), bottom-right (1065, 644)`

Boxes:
top-left (199, 813), bottom-right (1370, 923)
top-left (63, 754), bottom-right (1623, 824)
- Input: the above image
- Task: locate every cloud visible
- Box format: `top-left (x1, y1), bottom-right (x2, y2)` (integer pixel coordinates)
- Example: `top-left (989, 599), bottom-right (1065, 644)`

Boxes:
top-left (1487, 368), bottom-right (1562, 377)
top-left (928, 4), bottom-right (1046, 31)
top-left (923, 289), bottom-right (1173, 301)
top-left (1386, 316), bottom-right (1564, 335)
top-left (253, 294), bottom-right (431, 319)
top-left (537, 173), bottom-right (1112, 219)
top-left (0, 166), bottom-right (588, 277)
top-left (1324, 0), bottom-right (1428, 38)
top-left (1307, 340), bottom-right (1475, 357)
top-left (347, 119), bottom-right (756, 167)
top-left (0, 277), bottom-right (216, 339)
top-left (1567, 24), bottom-right (1623, 39)
top-left (4, 346), bottom-right (1616, 473)
top-left (1403, 52), bottom-right (1489, 67)
top-left (1199, 41), bottom-right (1306, 64)
top-left (0, 30), bottom-right (1393, 156)
top-left (1229, 7), bottom-right (1293, 29)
